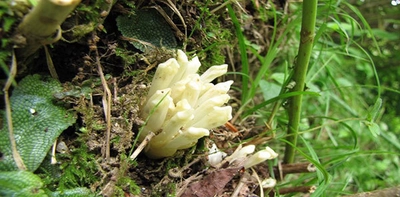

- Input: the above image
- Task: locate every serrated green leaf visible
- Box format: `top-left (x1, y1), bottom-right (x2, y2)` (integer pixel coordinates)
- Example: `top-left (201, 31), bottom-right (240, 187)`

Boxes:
top-left (0, 74), bottom-right (76, 171)
top-left (0, 171), bottom-right (47, 197)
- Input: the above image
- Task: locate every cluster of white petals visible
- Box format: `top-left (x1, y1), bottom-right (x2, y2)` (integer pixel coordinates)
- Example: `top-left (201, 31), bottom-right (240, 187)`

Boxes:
top-left (140, 50), bottom-right (233, 158)
top-left (207, 142), bottom-right (228, 166)
top-left (207, 144), bottom-right (278, 169)
top-left (243, 146), bottom-right (279, 169)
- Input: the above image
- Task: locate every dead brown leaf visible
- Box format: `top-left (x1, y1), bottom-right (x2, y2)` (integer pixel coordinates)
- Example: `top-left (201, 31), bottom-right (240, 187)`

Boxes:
top-left (180, 166), bottom-right (243, 197)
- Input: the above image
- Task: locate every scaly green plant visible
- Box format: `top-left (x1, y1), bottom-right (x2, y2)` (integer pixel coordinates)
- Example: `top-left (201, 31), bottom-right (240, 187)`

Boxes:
top-left (0, 75), bottom-right (76, 171)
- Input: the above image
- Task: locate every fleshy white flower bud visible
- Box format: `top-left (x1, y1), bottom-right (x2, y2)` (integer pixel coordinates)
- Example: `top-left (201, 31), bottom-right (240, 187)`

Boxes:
top-left (243, 146), bottom-right (278, 169)
top-left (140, 50), bottom-right (232, 158)
top-left (262, 178), bottom-right (277, 188)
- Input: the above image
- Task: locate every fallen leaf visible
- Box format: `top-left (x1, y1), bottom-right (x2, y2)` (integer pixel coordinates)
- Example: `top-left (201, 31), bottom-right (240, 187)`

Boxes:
top-left (181, 166), bottom-right (242, 197)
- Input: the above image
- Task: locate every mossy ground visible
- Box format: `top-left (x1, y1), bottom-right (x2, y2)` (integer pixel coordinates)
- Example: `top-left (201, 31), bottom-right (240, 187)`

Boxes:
top-left (1, 0), bottom-right (288, 196)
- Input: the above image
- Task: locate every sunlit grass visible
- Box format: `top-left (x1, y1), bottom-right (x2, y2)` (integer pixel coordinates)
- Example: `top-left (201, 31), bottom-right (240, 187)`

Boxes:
top-left (228, 0), bottom-right (399, 195)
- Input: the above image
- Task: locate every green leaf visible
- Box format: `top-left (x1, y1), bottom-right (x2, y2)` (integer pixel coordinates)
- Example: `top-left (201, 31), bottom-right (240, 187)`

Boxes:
top-left (0, 75), bottom-right (76, 171)
top-left (370, 29), bottom-right (399, 40)
top-left (49, 188), bottom-right (94, 197)
top-left (259, 79), bottom-right (281, 101)
top-left (0, 171), bottom-right (47, 197)
top-left (365, 121), bottom-right (381, 137)
top-left (366, 98), bottom-right (382, 122)
top-left (116, 9), bottom-right (177, 52)
top-left (0, 171), bottom-right (93, 197)
top-left (2, 17), bottom-right (15, 32)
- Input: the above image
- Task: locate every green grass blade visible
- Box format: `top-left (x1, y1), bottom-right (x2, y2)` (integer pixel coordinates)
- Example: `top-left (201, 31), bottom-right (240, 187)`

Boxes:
top-left (280, 138), bottom-right (331, 185)
top-left (243, 91), bottom-right (320, 117)
top-left (227, 4), bottom-right (249, 104)
top-left (342, 2), bottom-right (381, 55)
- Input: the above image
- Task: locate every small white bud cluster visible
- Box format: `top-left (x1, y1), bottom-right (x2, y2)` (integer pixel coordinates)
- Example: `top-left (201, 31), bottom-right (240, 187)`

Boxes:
top-left (208, 144), bottom-right (278, 169)
top-left (140, 50), bottom-right (233, 159)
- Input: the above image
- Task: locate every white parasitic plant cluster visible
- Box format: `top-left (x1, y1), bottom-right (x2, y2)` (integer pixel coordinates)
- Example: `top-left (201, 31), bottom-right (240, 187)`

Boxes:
top-left (140, 50), bottom-right (233, 159)
top-left (208, 144), bottom-right (279, 169)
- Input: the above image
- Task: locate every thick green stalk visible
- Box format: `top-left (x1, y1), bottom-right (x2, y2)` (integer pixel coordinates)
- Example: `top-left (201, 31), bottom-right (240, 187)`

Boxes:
top-left (283, 0), bottom-right (318, 164)
top-left (16, 0), bottom-right (81, 60)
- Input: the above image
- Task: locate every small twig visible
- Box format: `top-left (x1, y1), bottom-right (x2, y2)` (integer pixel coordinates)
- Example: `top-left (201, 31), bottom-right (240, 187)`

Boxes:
top-left (231, 171), bottom-right (250, 197)
top-left (130, 132), bottom-right (155, 160)
top-left (278, 185), bottom-right (317, 194)
top-left (211, 0), bottom-right (246, 15)
top-left (154, 0), bottom-right (187, 50)
top-left (176, 172), bottom-right (202, 197)
top-left (151, 4), bottom-right (183, 38)
top-left (3, 50), bottom-right (26, 170)
top-left (51, 139), bottom-right (57, 164)
top-left (44, 45), bottom-right (59, 80)
top-left (281, 162), bottom-right (316, 174)
top-left (92, 34), bottom-right (112, 160)
top-left (168, 157), bottom-right (201, 178)
top-left (273, 162), bottom-right (316, 180)
top-left (251, 168), bottom-right (264, 197)
top-left (120, 36), bottom-right (156, 51)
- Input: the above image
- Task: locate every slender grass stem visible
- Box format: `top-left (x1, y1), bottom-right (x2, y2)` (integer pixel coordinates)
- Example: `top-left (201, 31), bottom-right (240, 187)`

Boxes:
top-left (283, 0), bottom-right (318, 164)
top-left (227, 4), bottom-right (249, 104)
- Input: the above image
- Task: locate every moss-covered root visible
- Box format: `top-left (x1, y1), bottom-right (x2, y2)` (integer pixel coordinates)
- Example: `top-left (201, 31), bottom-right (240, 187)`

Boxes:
top-left (16, 0), bottom-right (81, 60)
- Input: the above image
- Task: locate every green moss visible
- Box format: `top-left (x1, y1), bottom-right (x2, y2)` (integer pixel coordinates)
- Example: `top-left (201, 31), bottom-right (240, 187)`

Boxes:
top-left (59, 77), bottom-right (111, 134)
top-left (187, 1), bottom-right (233, 69)
top-left (60, 0), bottom-right (114, 42)
top-left (58, 142), bottom-right (99, 190)
top-left (115, 46), bottom-right (138, 68)
top-left (66, 23), bottom-right (96, 42)
top-left (0, 0), bottom-right (25, 74)
top-left (114, 176), bottom-right (141, 196)
top-left (0, 51), bottom-right (11, 78)
top-left (113, 154), bottom-right (141, 195)
top-left (197, 26), bottom-right (231, 66)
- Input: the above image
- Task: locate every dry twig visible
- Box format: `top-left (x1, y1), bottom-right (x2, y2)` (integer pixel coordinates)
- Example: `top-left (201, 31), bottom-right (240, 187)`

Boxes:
top-left (130, 132), bottom-right (155, 160)
top-left (3, 50), bottom-right (26, 170)
top-left (91, 34), bottom-right (113, 160)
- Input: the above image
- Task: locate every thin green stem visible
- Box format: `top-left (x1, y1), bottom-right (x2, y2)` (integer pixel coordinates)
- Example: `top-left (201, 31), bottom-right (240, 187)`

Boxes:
top-left (283, 0), bottom-right (318, 164)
